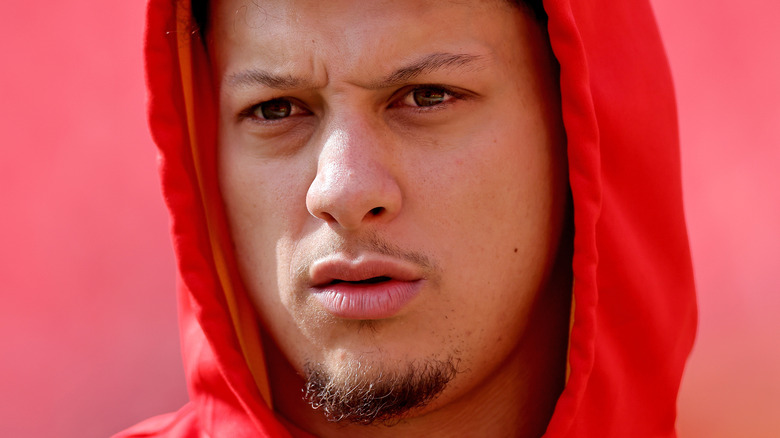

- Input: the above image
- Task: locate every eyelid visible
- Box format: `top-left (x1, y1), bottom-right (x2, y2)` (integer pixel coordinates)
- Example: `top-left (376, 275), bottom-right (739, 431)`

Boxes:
top-left (392, 84), bottom-right (467, 109)
top-left (239, 97), bottom-right (310, 122)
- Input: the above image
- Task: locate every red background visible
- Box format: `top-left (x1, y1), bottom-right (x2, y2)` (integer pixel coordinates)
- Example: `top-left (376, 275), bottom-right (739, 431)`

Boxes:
top-left (1, 2), bottom-right (778, 436)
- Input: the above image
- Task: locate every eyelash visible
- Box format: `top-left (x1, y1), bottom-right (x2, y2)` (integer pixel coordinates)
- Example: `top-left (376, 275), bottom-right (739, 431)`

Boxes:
top-left (238, 98), bottom-right (309, 124)
top-left (239, 84), bottom-right (464, 124)
top-left (396, 85), bottom-right (464, 112)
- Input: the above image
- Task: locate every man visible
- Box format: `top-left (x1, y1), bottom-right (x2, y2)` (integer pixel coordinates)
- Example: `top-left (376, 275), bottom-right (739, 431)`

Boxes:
top-left (119, 0), bottom-right (696, 436)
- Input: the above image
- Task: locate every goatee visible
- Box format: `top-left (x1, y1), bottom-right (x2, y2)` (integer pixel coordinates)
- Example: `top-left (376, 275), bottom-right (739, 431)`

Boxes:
top-left (303, 357), bottom-right (459, 425)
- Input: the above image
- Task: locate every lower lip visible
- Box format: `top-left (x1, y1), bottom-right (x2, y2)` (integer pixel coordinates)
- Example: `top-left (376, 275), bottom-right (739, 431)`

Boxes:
top-left (310, 279), bottom-right (423, 320)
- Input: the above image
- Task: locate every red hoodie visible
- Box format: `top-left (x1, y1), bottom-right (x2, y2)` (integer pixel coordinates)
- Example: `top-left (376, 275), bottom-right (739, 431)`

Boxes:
top-left (117, 0), bottom-right (697, 436)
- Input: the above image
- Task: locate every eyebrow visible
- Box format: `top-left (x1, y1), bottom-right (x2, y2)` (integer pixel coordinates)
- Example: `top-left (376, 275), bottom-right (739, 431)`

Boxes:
top-left (226, 70), bottom-right (305, 90)
top-left (224, 52), bottom-right (486, 91)
top-left (370, 52), bottom-right (485, 88)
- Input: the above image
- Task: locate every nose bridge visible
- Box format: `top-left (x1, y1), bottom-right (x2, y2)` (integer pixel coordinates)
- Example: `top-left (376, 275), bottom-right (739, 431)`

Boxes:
top-left (318, 115), bottom-right (382, 181)
top-left (320, 121), bottom-right (368, 175)
top-left (306, 112), bottom-right (402, 229)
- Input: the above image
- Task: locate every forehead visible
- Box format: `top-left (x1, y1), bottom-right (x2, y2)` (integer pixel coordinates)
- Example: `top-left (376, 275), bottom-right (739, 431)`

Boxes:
top-left (208, 0), bottom-right (524, 83)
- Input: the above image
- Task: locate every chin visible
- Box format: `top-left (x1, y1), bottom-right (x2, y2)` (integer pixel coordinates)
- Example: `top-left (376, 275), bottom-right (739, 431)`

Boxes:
top-left (301, 352), bottom-right (460, 425)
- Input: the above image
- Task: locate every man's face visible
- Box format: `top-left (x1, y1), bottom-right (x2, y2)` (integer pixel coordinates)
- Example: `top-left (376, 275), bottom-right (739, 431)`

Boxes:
top-left (212, 0), bottom-right (567, 423)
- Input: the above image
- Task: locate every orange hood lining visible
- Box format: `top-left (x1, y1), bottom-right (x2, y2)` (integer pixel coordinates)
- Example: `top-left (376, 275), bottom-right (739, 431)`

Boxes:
top-left (174, 0), bottom-right (273, 408)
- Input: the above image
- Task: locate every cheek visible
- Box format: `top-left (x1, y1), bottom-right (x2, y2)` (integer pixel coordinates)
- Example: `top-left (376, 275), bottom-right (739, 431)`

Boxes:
top-left (220, 138), bottom-right (313, 236)
top-left (418, 131), bottom-right (556, 257)
top-left (219, 140), bottom-right (317, 295)
top-left (411, 127), bottom-right (560, 338)
top-left (219, 146), bottom-right (327, 358)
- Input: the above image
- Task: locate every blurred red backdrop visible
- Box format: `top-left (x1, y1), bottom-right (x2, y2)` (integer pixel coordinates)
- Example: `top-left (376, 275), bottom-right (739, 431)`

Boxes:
top-left (1, 1), bottom-right (777, 437)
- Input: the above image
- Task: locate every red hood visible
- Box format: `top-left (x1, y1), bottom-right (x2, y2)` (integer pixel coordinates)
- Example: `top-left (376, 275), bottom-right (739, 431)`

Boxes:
top-left (118, 0), bottom-right (697, 436)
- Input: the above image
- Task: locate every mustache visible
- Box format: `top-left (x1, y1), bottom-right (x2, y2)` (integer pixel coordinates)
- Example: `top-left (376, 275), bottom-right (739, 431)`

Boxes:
top-left (291, 232), bottom-right (437, 287)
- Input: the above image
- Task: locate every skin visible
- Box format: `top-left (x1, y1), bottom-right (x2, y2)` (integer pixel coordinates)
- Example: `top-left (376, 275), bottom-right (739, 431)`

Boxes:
top-left (210, 0), bottom-right (571, 436)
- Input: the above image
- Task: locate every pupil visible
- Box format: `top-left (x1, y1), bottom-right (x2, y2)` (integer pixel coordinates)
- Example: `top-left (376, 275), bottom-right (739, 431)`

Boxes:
top-left (413, 89), bottom-right (445, 107)
top-left (260, 100), bottom-right (291, 119)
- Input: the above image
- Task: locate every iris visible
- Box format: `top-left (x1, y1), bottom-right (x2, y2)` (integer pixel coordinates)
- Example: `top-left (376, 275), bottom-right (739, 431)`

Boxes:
top-left (257, 99), bottom-right (292, 119)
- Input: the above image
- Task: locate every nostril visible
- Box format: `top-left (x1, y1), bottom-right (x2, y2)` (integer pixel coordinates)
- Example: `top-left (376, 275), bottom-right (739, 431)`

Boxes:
top-left (369, 207), bottom-right (384, 216)
top-left (319, 211), bottom-right (337, 223)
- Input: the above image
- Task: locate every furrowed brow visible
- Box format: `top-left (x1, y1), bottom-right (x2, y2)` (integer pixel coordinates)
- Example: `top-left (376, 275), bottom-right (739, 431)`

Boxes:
top-left (225, 69), bottom-right (310, 90)
top-left (373, 52), bottom-right (486, 88)
top-left (224, 52), bottom-right (485, 91)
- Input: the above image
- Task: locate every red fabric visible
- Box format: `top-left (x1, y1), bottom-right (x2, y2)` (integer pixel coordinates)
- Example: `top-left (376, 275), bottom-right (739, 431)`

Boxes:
top-left (118, 0), bottom-right (697, 436)
top-left (124, 0), bottom-right (292, 435)
top-left (546, 1), bottom-right (697, 436)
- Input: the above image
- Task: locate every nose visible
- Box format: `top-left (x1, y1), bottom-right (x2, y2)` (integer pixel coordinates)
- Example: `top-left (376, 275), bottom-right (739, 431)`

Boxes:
top-left (306, 120), bottom-right (402, 231)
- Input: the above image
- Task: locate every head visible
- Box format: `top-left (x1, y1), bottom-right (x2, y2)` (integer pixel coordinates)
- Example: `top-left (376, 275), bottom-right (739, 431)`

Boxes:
top-left (201, 0), bottom-right (571, 430)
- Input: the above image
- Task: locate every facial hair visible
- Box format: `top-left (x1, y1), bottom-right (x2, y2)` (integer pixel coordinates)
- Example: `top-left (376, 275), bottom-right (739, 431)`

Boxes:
top-left (303, 357), bottom-right (459, 425)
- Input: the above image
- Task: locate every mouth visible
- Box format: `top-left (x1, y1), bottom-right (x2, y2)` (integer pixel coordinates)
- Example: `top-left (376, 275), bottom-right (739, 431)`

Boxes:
top-left (308, 255), bottom-right (424, 320)
top-left (329, 276), bottom-right (393, 285)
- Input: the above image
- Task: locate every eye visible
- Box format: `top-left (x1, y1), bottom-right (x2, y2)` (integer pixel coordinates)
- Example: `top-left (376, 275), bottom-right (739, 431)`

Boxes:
top-left (250, 98), bottom-right (306, 120)
top-left (402, 86), bottom-right (454, 108)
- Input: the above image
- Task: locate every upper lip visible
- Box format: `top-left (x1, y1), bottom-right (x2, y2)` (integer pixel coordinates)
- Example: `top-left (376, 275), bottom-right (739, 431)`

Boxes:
top-left (309, 254), bottom-right (423, 288)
